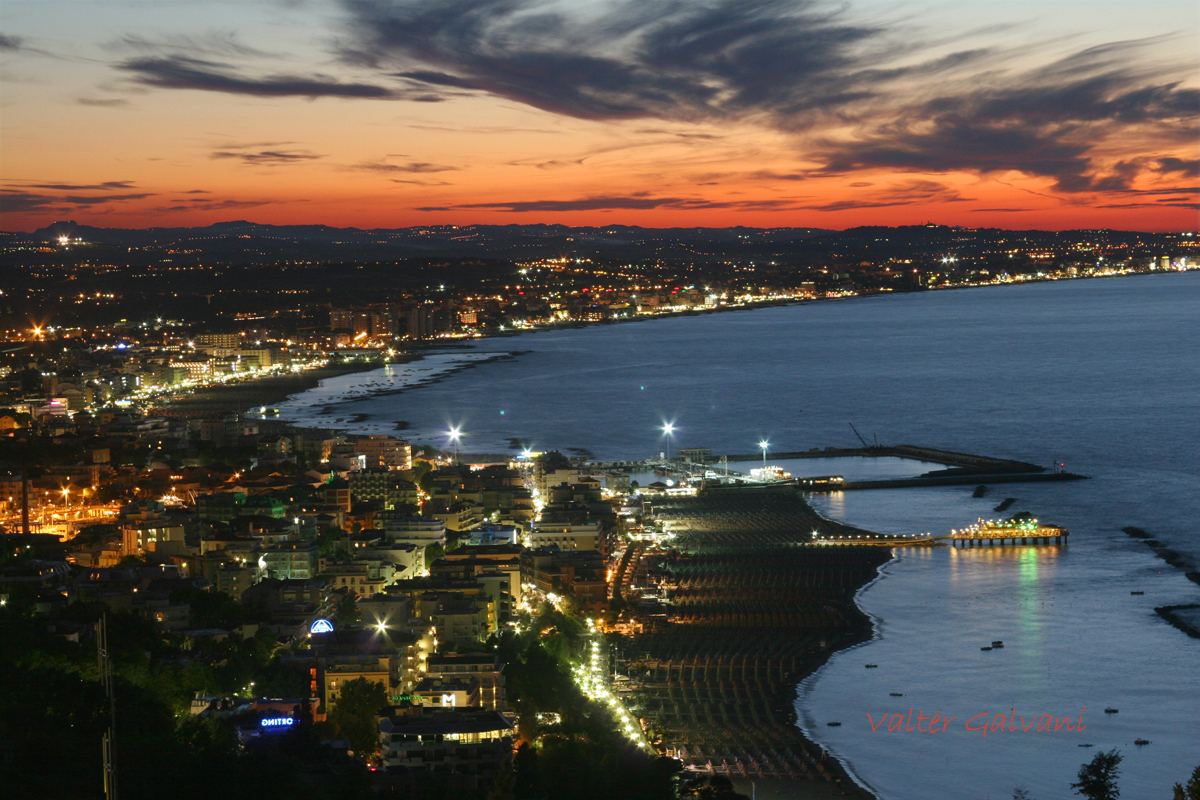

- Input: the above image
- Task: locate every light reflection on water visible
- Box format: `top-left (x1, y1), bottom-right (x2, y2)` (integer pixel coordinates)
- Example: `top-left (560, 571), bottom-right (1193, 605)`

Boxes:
top-left (802, 488), bottom-right (1199, 799)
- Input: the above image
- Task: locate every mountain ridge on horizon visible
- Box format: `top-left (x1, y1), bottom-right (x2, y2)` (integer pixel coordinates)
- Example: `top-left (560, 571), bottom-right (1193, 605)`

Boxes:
top-left (3, 219), bottom-right (1185, 271)
top-left (10, 220), bottom-right (1175, 240)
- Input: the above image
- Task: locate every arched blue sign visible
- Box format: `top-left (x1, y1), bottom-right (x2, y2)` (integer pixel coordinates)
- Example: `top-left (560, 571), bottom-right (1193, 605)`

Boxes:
top-left (310, 619), bottom-right (334, 634)
top-left (260, 717), bottom-right (294, 728)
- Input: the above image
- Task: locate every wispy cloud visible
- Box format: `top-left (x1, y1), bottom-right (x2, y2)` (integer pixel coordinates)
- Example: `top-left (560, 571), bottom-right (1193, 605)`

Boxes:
top-left (161, 198), bottom-right (271, 212)
top-left (448, 194), bottom-right (800, 212)
top-left (105, 31), bottom-right (279, 59)
top-left (212, 149), bottom-right (324, 165)
top-left (1, 189), bottom-right (155, 212)
top-left (117, 55), bottom-right (401, 99)
top-left (354, 161), bottom-right (459, 173)
top-left (22, 181), bottom-right (138, 191)
top-left (76, 97), bottom-right (130, 107)
top-left (794, 180), bottom-right (973, 212)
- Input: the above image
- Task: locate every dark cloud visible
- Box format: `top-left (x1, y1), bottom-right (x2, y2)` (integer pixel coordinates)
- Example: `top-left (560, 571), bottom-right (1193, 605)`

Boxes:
top-left (355, 161), bottom-right (458, 173)
top-left (796, 180), bottom-right (972, 211)
top-left (164, 198), bottom-right (270, 211)
top-left (1096, 200), bottom-right (1198, 209)
top-left (464, 196), bottom-right (685, 212)
top-left (212, 149), bottom-right (324, 165)
top-left (1153, 157), bottom-right (1199, 177)
top-left (117, 55), bottom-right (400, 98)
top-left (347, 0), bottom-right (897, 123)
top-left (452, 195), bottom-right (799, 212)
top-left (335, 0), bottom-right (1197, 195)
top-left (813, 60), bottom-right (1200, 192)
top-left (1, 190), bottom-right (155, 213)
top-left (747, 170), bottom-right (807, 182)
top-left (0, 34), bottom-right (23, 51)
top-left (23, 181), bottom-right (138, 191)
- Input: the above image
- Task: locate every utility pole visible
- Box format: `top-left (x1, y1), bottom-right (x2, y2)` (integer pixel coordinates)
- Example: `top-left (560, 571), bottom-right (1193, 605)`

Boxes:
top-left (98, 613), bottom-right (118, 800)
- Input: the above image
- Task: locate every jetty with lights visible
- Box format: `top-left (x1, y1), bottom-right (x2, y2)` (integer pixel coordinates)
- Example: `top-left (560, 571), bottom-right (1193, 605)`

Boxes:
top-left (950, 518), bottom-right (1068, 547)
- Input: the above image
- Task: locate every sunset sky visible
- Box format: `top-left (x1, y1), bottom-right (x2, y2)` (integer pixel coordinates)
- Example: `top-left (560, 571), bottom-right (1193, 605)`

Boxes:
top-left (2, 0), bottom-right (1197, 232)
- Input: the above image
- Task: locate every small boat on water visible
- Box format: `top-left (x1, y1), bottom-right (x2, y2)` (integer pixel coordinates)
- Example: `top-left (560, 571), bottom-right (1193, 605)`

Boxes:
top-left (981, 646), bottom-right (993, 651)
top-left (1079, 743), bottom-right (1094, 748)
top-left (1134, 738), bottom-right (1151, 745)
top-left (1104, 708), bottom-right (1118, 714)
top-left (865, 664), bottom-right (878, 668)
top-left (890, 693), bottom-right (904, 697)
top-left (1131, 591), bottom-right (1144, 595)
top-left (991, 641), bottom-right (1004, 648)
top-left (827, 722), bottom-right (842, 727)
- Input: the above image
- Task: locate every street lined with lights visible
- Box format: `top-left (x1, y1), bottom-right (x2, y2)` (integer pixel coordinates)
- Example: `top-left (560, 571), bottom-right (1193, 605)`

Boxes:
top-left (573, 623), bottom-right (653, 752)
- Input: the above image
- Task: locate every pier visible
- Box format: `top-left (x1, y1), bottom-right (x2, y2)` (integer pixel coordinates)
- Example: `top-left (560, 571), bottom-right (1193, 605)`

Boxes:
top-left (950, 519), bottom-right (1068, 547)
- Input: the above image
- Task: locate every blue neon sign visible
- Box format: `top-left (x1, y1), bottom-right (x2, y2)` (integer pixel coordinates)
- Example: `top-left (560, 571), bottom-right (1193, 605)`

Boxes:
top-left (310, 619), bottom-right (334, 634)
top-left (260, 717), bottom-right (295, 728)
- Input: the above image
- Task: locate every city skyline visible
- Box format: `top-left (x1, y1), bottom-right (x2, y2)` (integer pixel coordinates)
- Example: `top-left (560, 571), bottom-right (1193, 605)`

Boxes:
top-left (2, 0), bottom-right (1197, 232)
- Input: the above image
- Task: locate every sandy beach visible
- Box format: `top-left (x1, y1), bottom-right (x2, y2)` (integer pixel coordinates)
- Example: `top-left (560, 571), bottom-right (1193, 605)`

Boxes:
top-left (150, 359), bottom-right (396, 418)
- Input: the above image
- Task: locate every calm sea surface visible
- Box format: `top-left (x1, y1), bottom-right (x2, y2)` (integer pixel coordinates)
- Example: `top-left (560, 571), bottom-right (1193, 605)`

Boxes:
top-left (278, 272), bottom-right (1200, 797)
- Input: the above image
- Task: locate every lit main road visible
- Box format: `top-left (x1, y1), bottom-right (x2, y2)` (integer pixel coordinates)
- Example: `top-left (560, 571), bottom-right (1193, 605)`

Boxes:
top-left (573, 622), bottom-right (653, 752)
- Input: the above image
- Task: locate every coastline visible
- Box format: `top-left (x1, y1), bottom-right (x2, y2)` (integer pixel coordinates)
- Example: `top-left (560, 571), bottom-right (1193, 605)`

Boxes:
top-left (793, 552), bottom-right (897, 799)
top-left (150, 358), bottom-right (393, 418)
top-left (310, 350), bottom-right (529, 409)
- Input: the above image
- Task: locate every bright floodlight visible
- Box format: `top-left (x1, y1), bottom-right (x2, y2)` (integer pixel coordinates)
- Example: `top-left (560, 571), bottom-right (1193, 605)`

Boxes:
top-left (446, 426), bottom-right (463, 464)
top-left (758, 440), bottom-right (769, 451)
top-left (661, 422), bottom-right (675, 436)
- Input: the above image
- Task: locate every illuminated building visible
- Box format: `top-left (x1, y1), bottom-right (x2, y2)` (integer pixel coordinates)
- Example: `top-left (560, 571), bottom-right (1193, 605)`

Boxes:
top-left (425, 653), bottom-right (506, 711)
top-left (378, 708), bottom-right (514, 784)
top-left (355, 435), bottom-right (413, 471)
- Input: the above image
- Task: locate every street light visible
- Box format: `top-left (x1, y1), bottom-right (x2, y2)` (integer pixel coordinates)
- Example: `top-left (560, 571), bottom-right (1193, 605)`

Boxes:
top-left (447, 426), bottom-right (462, 464)
top-left (661, 422), bottom-right (676, 460)
top-left (758, 439), bottom-right (769, 468)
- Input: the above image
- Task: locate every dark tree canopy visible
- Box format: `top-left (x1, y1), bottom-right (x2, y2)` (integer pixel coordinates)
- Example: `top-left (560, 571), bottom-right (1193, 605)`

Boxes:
top-left (327, 677), bottom-right (388, 758)
top-left (1072, 749), bottom-right (1122, 800)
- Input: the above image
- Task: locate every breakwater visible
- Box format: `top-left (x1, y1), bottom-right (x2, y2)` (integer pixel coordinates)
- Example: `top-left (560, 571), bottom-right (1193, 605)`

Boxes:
top-left (714, 445), bottom-right (1046, 474)
top-left (827, 471), bottom-right (1085, 491)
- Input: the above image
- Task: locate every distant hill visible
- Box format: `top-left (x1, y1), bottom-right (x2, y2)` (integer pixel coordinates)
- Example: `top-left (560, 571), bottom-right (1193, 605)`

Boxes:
top-left (6, 220), bottom-right (1174, 270)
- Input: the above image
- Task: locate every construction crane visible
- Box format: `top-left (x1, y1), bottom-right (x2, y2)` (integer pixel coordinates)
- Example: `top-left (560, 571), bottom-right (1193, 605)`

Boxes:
top-left (848, 423), bottom-right (870, 449)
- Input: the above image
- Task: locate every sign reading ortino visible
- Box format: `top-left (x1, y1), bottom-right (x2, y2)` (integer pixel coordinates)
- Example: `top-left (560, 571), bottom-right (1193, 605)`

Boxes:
top-left (260, 717), bottom-right (295, 728)
top-left (310, 618), bottom-right (334, 634)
